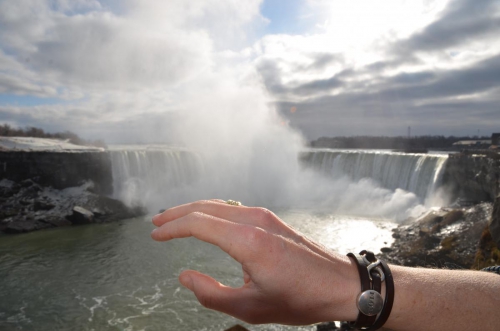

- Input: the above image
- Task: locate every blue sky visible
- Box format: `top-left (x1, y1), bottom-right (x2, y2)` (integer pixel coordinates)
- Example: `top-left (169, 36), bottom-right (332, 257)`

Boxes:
top-left (0, 0), bottom-right (499, 142)
top-left (260, 0), bottom-right (309, 35)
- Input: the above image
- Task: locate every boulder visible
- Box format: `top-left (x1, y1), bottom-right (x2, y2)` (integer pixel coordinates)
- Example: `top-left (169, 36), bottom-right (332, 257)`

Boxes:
top-left (66, 206), bottom-right (95, 225)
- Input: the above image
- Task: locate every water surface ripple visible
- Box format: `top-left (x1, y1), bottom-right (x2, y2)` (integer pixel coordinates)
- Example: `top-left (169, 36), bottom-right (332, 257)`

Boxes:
top-left (0, 212), bottom-right (395, 331)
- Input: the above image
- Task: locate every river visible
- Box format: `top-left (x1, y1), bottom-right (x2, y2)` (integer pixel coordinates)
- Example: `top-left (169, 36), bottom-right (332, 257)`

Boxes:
top-left (0, 210), bottom-right (395, 331)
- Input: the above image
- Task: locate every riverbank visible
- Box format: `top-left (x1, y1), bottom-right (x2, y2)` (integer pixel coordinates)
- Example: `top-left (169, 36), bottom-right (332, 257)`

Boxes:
top-left (379, 197), bottom-right (500, 270)
top-left (0, 178), bottom-right (145, 234)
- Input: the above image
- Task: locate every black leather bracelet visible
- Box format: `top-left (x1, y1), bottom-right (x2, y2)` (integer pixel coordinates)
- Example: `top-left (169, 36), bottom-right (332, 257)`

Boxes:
top-left (346, 251), bottom-right (394, 331)
top-left (347, 253), bottom-right (377, 328)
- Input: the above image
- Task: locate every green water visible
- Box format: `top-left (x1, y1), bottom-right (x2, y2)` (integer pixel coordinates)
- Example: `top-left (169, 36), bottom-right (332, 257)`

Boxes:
top-left (0, 211), bottom-right (395, 331)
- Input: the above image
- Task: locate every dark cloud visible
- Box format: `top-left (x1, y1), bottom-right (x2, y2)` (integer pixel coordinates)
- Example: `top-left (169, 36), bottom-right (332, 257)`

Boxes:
top-left (278, 89), bottom-right (500, 139)
top-left (257, 0), bottom-right (500, 139)
top-left (379, 54), bottom-right (500, 100)
top-left (274, 52), bottom-right (500, 139)
top-left (301, 52), bottom-right (344, 71)
top-left (291, 75), bottom-right (344, 96)
top-left (394, 0), bottom-right (500, 54)
top-left (388, 71), bottom-right (436, 86)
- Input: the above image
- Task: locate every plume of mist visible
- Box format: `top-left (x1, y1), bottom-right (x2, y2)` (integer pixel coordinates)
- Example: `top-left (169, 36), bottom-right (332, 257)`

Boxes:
top-left (119, 67), bottom-right (437, 222)
top-left (0, 0), bottom-right (445, 222)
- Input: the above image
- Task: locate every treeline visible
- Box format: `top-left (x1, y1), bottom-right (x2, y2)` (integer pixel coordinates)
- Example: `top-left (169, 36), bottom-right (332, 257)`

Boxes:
top-left (0, 124), bottom-right (106, 148)
top-left (310, 135), bottom-right (492, 150)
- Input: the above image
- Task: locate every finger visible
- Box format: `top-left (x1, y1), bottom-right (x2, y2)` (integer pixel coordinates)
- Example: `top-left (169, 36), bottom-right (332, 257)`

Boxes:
top-left (152, 200), bottom-right (289, 236)
top-left (152, 201), bottom-right (335, 264)
top-left (152, 200), bottom-right (227, 226)
top-left (151, 212), bottom-right (262, 261)
top-left (179, 270), bottom-right (254, 319)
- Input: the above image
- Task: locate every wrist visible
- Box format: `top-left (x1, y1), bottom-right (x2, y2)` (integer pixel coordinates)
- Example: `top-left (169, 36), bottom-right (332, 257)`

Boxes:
top-left (319, 254), bottom-right (362, 322)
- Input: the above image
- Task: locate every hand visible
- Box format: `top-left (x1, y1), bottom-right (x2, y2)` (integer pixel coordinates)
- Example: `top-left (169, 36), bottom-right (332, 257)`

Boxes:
top-left (151, 200), bottom-right (359, 325)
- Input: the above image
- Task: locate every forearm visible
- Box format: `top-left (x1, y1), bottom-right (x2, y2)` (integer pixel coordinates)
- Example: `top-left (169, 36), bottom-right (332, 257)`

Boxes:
top-left (152, 201), bottom-right (500, 329)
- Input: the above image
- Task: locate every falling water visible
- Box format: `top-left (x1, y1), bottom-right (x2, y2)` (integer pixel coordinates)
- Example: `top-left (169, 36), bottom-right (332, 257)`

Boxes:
top-left (108, 146), bottom-right (204, 207)
top-left (300, 149), bottom-right (448, 200)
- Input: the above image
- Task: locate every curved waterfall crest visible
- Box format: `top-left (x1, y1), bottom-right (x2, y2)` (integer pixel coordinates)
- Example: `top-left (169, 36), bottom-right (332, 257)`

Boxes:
top-left (301, 149), bottom-right (448, 200)
top-left (107, 146), bottom-right (448, 215)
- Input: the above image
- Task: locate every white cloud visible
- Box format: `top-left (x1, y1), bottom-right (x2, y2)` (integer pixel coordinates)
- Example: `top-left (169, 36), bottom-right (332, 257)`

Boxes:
top-left (1, 0), bottom-right (500, 142)
top-left (0, 0), bottom-right (267, 140)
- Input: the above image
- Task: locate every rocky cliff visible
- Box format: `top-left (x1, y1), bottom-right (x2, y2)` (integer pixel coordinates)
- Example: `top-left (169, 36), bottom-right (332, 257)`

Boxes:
top-left (441, 152), bottom-right (500, 203)
top-left (0, 151), bottom-right (113, 195)
top-left (0, 150), bottom-right (144, 234)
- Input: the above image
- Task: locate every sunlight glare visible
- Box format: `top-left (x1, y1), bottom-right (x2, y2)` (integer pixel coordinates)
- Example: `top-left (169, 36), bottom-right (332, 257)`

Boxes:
top-left (319, 0), bottom-right (450, 50)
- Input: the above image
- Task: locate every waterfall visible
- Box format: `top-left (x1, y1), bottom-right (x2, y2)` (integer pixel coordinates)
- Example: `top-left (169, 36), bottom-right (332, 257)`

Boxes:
top-left (300, 149), bottom-right (448, 200)
top-left (107, 146), bottom-right (448, 211)
top-left (108, 146), bottom-right (204, 207)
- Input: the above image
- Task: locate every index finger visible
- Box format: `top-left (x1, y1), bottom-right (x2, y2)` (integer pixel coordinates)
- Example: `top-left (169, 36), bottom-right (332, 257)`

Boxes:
top-left (151, 211), bottom-right (264, 262)
top-left (152, 200), bottom-right (293, 238)
top-left (152, 200), bottom-right (245, 227)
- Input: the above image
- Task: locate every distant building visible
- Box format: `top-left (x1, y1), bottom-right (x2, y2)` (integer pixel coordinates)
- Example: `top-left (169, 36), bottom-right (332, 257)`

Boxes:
top-left (453, 140), bottom-right (491, 146)
top-left (492, 133), bottom-right (500, 146)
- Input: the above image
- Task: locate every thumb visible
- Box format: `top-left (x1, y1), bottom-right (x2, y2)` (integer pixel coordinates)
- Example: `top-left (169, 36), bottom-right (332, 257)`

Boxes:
top-left (179, 270), bottom-right (251, 317)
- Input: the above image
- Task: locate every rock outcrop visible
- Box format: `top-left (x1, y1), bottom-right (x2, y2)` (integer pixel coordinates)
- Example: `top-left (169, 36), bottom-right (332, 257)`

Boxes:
top-left (0, 151), bottom-right (113, 195)
top-left (379, 203), bottom-right (492, 268)
top-left (0, 178), bottom-right (145, 234)
top-left (441, 152), bottom-right (500, 203)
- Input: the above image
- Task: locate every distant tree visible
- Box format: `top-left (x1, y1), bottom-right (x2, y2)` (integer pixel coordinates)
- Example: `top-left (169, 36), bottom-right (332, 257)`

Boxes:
top-left (310, 135), bottom-right (491, 150)
top-left (0, 125), bottom-right (107, 148)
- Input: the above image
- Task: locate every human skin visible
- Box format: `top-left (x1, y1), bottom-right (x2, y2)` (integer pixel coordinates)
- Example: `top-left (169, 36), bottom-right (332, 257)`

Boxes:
top-left (151, 200), bottom-right (500, 330)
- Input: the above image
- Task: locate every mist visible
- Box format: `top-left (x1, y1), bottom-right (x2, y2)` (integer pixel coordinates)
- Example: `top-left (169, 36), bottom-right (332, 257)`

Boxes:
top-left (0, 0), bottom-right (447, 222)
top-left (111, 66), bottom-right (435, 222)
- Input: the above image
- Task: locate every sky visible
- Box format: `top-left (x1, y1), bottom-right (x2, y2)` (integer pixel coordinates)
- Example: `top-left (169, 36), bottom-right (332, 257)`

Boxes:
top-left (0, 0), bottom-right (499, 142)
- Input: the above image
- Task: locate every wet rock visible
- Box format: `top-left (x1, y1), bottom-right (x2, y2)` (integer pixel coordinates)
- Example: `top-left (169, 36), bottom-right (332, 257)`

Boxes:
top-left (5, 219), bottom-right (37, 233)
top-left (67, 206), bottom-right (95, 225)
top-left (39, 216), bottom-right (71, 227)
top-left (0, 178), bottom-right (15, 189)
top-left (0, 207), bottom-right (21, 219)
top-left (380, 247), bottom-right (393, 253)
top-left (20, 179), bottom-right (36, 188)
top-left (380, 204), bottom-right (492, 268)
top-left (4, 218), bottom-right (52, 233)
top-left (0, 178), bottom-right (147, 234)
top-left (34, 200), bottom-right (55, 211)
top-left (473, 226), bottom-right (500, 269)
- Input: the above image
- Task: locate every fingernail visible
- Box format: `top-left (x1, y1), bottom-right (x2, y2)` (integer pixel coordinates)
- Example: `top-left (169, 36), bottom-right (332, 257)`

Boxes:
top-left (179, 274), bottom-right (194, 291)
top-left (151, 228), bottom-right (158, 238)
top-left (152, 214), bottom-right (161, 223)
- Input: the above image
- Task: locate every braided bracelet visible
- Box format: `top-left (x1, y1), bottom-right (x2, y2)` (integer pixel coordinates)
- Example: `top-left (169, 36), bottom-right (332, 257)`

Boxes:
top-left (346, 250), bottom-right (395, 330)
